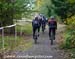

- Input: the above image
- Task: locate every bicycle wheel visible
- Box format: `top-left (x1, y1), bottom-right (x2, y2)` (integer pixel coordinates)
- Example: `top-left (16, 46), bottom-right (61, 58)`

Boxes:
top-left (34, 35), bottom-right (37, 44)
top-left (51, 39), bottom-right (53, 45)
top-left (50, 32), bottom-right (54, 45)
top-left (34, 30), bottom-right (38, 44)
top-left (42, 25), bottom-right (45, 33)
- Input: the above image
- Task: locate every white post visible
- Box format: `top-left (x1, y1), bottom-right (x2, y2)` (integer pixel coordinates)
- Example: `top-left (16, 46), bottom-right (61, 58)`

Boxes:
top-left (20, 25), bottom-right (22, 36)
top-left (15, 24), bottom-right (17, 46)
top-left (2, 28), bottom-right (4, 51)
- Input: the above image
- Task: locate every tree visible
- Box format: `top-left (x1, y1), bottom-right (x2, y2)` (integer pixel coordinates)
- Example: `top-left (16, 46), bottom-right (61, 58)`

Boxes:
top-left (0, 0), bottom-right (34, 33)
top-left (0, 0), bottom-right (34, 26)
top-left (37, 0), bottom-right (75, 23)
top-left (51, 0), bottom-right (75, 23)
top-left (35, 0), bottom-right (55, 18)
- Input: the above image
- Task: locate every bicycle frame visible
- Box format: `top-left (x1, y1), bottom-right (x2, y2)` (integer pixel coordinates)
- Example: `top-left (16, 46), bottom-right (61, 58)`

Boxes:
top-left (42, 24), bottom-right (45, 32)
top-left (50, 30), bottom-right (54, 45)
top-left (34, 30), bottom-right (38, 44)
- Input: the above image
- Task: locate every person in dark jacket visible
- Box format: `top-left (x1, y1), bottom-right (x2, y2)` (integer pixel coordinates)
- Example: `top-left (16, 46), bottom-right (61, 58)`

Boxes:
top-left (41, 16), bottom-right (47, 32)
top-left (32, 16), bottom-right (40, 39)
top-left (48, 16), bottom-right (57, 40)
top-left (38, 15), bottom-right (42, 33)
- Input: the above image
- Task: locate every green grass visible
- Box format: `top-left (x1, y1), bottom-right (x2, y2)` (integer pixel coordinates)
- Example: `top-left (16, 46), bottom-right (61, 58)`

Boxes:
top-left (59, 31), bottom-right (75, 59)
top-left (0, 21), bottom-right (33, 52)
top-left (70, 48), bottom-right (75, 59)
top-left (16, 23), bottom-right (32, 34)
top-left (0, 36), bottom-right (23, 51)
top-left (0, 35), bottom-right (33, 52)
top-left (64, 48), bottom-right (75, 59)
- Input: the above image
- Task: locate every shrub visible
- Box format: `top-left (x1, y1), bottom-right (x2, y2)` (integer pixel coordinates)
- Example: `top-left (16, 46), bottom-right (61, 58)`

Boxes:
top-left (62, 15), bottom-right (75, 49)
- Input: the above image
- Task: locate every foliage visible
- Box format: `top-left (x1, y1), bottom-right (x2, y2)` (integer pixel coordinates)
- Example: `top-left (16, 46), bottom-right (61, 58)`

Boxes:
top-left (35, 0), bottom-right (54, 17)
top-left (62, 16), bottom-right (75, 49)
top-left (0, 36), bottom-right (23, 51)
top-left (36, 0), bottom-right (75, 22)
top-left (0, 35), bottom-right (33, 51)
top-left (16, 22), bottom-right (32, 34)
top-left (0, 0), bottom-right (34, 26)
top-left (63, 32), bottom-right (75, 48)
top-left (51, 0), bottom-right (75, 22)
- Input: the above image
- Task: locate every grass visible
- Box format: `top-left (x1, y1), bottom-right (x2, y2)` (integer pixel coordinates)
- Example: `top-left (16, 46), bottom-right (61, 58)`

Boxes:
top-left (59, 31), bottom-right (75, 59)
top-left (0, 36), bottom-right (23, 52)
top-left (0, 22), bottom-right (33, 52)
top-left (69, 48), bottom-right (75, 59)
top-left (16, 22), bottom-right (32, 35)
top-left (63, 48), bottom-right (75, 59)
top-left (14, 37), bottom-right (33, 51)
top-left (0, 35), bottom-right (33, 52)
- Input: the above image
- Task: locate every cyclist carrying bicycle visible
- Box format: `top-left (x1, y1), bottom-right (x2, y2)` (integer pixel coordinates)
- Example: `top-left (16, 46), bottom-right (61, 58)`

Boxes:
top-left (48, 16), bottom-right (57, 40)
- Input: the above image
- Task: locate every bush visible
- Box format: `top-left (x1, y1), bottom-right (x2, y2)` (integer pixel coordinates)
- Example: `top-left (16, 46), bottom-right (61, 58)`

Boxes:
top-left (62, 15), bottom-right (75, 49)
top-left (63, 32), bottom-right (75, 48)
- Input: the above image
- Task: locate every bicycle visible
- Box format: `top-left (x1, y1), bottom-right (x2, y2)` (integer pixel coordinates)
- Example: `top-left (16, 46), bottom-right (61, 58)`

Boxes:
top-left (42, 24), bottom-right (45, 33)
top-left (33, 30), bottom-right (39, 44)
top-left (49, 30), bottom-right (55, 45)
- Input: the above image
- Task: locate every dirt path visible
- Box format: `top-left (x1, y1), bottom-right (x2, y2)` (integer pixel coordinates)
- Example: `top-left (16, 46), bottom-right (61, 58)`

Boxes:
top-left (5, 24), bottom-right (66, 59)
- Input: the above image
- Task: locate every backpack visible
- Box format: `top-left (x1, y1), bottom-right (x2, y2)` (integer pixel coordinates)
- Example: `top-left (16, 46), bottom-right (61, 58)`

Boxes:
top-left (32, 20), bottom-right (39, 27)
top-left (48, 20), bottom-right (56, 28)
top-left (41, 17), bottom-right (46, 24)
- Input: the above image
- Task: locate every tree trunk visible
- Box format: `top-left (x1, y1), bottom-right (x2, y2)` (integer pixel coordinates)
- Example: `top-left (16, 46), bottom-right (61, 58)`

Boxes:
top-left (3, 0), bottom-right (15, 34)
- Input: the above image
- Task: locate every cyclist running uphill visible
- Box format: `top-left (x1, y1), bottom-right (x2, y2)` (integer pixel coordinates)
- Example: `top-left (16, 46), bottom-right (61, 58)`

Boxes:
top-left (48, 16), bottom-right (57, 41)
top-left (32, 16), bottom-right (40, 44)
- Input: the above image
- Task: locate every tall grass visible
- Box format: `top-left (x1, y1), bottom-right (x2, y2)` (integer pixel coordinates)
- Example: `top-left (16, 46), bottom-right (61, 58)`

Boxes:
top-left (16, 23), bottom-right (32, 35)
top-left (0, 22), bottom-right (33, 52)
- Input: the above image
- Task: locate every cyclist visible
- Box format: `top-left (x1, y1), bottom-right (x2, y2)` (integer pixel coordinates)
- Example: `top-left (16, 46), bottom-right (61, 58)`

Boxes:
top-left (32, 16), bottom-right (40, 40)
top-left (48, 16), bottom-right (57, 40)
top-left (38, 14), bottom-right (42, 33)
top-left (41, 15), bottom-right (47, 32)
